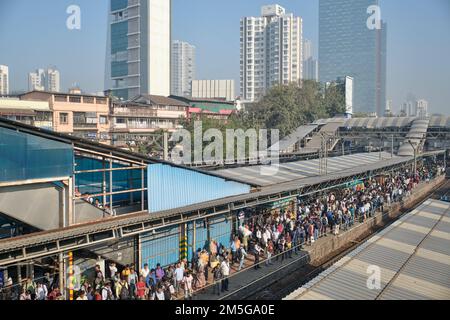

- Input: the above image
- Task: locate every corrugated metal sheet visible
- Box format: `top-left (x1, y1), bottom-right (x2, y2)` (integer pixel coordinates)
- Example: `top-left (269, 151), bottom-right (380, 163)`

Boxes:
top-left (285, 199), bottom-right (450, 300)
top-left (214, 152), bottom-right (394, 187)
top-left (209, 215), bottom-right (233, 248)
top-left (147, 164), bottom-right (251, 212)
top-left (187, 220), bottom-right (208, 260)
top-left (140, 226), bottom-right (180, 268)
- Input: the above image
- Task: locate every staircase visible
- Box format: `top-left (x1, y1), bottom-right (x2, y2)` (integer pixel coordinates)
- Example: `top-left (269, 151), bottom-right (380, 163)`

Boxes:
top-left (304, 122), bottom-right (343, 152)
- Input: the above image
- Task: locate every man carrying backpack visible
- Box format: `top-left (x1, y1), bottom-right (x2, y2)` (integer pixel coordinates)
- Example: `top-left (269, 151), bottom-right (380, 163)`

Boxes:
top-left (116, 278), bottom-right (130, 300)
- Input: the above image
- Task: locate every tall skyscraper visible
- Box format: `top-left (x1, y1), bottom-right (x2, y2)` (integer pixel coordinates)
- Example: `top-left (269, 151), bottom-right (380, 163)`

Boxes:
top-left (402, 101), bottom-right (415, 117)
top-left (29, 69), bottom-right (45, 91)
top-left (303, 39), bottom-right (319, 81)
top-left (46, 68), bottom-right (61, 93)
top-left (171, 40), bottom-right (196, 97)
top-left (28, 68), bottom-right (60, 92)
top-left (319, 0), bottom-right (387, 116)
top-left (0, 65), bottom-right (9, 96)
top-left (240, 4), bottom-right (303, 102)
top-left (416, 99), bottom-right (429, 118)
top-left (105, 0), bottom-right (171, 101)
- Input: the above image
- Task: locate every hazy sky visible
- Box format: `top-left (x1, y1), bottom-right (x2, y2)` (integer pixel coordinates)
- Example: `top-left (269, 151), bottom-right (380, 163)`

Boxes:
top-left (0, 0), bottom-right (449, 114)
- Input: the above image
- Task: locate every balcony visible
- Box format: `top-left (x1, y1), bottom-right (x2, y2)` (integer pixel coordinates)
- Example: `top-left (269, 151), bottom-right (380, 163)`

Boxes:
top-left (112, 107), bottom-right (157, 117)
top-left (73, 122), bottom-right (98, 129)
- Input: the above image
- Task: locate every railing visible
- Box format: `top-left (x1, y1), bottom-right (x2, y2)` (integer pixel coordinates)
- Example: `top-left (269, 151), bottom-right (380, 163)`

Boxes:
top-left (73, 123), bottom-right (98, 129)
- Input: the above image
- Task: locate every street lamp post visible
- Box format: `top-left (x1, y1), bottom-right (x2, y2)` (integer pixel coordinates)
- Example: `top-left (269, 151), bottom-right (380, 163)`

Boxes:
top-left (407, 140), bottom-right (418, 175)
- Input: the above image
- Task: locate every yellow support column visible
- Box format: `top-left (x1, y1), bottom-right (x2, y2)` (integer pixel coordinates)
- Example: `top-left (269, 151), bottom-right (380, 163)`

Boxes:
top-left (68, 252), bottom-right (74, 301)
top-left (179, 224), bottom-right (188, 261)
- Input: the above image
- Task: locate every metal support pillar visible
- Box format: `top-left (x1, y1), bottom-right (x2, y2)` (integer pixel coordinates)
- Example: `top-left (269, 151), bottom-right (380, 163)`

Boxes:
top-left (102, 157), bottom-right (107, 207)
top-left (68, 251), bottom-right (74, 301)
top-left (17, 264), bottom-right (22, 284)
top-left (391, 135), bottom-right (394, 158)
top-left (141, 162), bottom-right (145, 212)
top-left (163, 132), bottom-right (169, 161)
top-left (59, 253), bottom-right (65, 295)
top-left (193, 221), bottom-right (196, 258)
top-left (109, 154), bottom-right (113, 211)
top-left (68, 176), bottom-right (74, 226)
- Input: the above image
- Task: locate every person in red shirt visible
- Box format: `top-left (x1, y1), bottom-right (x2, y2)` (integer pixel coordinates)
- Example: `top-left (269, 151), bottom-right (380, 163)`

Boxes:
top-left (136, 276), bottom-right (147, 300)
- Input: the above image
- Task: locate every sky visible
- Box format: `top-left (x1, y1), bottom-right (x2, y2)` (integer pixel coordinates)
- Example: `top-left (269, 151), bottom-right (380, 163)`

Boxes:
top-left (0, 0), bottom-right (449, 115)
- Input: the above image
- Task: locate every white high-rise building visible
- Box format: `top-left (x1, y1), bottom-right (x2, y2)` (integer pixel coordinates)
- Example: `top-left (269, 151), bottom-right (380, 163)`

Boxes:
top-left (240, 4), bottom-right (303, 102)
top-left (106, 0), bottom-right (171, 100)
top-left (28, 68), bottom-right (60, 92)
top-left (191, 80), bottom-right (235, 101)
top-left (0, 65), bottom-right (9, 96)
top-left (28, 69), bottom-right (46, 91)
top-left (46, 68), bottom-right (61, 93)
top-left (171, 40), bottom-right (196, 97)
top-left (303, 39), bottom-right (318, 81)
top-left (416, 99), bottom-right (429, 118)
top-left (401, 101), bottom-right (415, 117)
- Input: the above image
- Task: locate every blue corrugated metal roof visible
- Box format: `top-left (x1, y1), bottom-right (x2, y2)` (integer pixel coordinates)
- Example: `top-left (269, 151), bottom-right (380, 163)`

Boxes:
top-left (147, 164), bottom-right (251, 212)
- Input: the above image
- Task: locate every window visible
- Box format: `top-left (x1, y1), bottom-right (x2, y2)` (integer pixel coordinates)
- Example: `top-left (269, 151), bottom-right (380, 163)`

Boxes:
top-left (69, 96), bottom-right (81, 103)
top-left (100, 116), bottom-right (108, 124)
top-left (60, 113), bottom-right (69, 124)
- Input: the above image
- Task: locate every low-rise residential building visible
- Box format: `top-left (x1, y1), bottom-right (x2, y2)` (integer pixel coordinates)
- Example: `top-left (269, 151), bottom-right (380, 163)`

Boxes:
top-left (0, 97), bottom-right (52, 129)
top-left (170, 96), bottom-right (237, 121)
top-left (110, 95), bottom-right (188, 147)
top-left (19, 91), bottom-right (110, 141)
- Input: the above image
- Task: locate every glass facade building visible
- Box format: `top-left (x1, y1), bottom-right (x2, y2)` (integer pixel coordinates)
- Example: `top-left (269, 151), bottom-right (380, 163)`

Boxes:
top-left (319, 0), bottom-right (386, 115)
top-left (106, 0), bottom-right (171, 100)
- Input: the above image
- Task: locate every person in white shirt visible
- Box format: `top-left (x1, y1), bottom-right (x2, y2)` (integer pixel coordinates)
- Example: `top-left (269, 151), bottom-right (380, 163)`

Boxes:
top-left (140, 263), bottom-right (150, 278)
top-left (174, 263), bottom-right (184, 294)
top-left (35, 283), bottom-right (46, 300)
top-left (182, 272), bottom-right (193, 300)
top-left (220, 258), bottom-right (230, 292)
top-left (152, 287), bottom-right (166, 300)
top-left (101, 283), bottom-right (113, 300)
top-left (76, 290), bottom-right (88, 301)
top-left (109, 262), bottom-right (118, 279)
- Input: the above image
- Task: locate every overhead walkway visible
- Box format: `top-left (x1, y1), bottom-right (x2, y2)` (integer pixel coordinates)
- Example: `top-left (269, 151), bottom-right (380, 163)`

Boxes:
top-left (398, 118), bottom-right (430, 156)
top-left (304, 121), bottom-right (344, 152)
top-left (270, 124), bottom-right (318, 154)
top-left (284, 198), bottom-right (450, 300)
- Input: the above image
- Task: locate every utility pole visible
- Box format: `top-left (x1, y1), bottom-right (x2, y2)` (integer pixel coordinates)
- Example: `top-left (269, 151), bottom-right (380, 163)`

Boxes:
top-left (163, 132), bottom-right (169, 161)
top-left (379, 136), bottom-right (383, 160)
top-left (407, 140), bottom-right (418, 175)
top-left (391, 134), bottom-right (394, 158)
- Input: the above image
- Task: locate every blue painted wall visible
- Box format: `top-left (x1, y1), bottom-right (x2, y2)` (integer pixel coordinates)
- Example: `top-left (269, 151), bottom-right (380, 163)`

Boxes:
top-left (187, 220), bottom-right (208, 260)
top-left (209, 216), bottom-right (233, 249)
top-left (140, 226), bottom-right (180, 269)
top-left (147, 164), bottom-right (250, 213)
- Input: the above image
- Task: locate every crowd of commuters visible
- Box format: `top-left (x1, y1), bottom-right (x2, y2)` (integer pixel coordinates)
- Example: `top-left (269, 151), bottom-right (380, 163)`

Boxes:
top-left (0, 158), bottom-right (445, 300)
